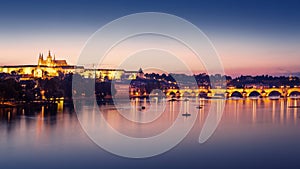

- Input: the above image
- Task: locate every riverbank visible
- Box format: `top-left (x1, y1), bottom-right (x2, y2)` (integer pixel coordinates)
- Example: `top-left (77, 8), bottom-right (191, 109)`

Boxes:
top-left (0, 101), bottom-right (59, 108)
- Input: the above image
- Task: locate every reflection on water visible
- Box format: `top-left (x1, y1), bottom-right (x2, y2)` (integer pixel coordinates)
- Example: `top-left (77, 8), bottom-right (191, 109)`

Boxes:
top-left (0, 98), bottom-right (300, 168)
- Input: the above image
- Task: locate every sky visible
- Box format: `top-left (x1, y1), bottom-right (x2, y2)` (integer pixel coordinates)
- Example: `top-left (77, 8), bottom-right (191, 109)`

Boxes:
top-left (0, 0), bottom-right (300, 76)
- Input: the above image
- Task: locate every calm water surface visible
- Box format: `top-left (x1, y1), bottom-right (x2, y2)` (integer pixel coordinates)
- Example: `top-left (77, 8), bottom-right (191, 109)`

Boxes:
top-left (0, 98), bottom-right (300, 169)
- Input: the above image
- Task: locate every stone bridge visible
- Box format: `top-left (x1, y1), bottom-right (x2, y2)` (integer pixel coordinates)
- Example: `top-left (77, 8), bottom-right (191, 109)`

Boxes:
top-left (166, 87), bottom-right (300, 98)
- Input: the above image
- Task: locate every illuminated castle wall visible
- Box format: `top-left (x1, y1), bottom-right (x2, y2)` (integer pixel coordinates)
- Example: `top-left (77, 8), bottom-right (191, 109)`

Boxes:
top-left (0, 51), bottom-right (141, 81)
top-left (0, 51), bottom-right (72, 78)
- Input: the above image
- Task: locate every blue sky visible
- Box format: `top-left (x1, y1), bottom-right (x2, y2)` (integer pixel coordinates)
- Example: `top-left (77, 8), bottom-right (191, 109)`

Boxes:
top-left (0, 0), bottom-right (300, 76)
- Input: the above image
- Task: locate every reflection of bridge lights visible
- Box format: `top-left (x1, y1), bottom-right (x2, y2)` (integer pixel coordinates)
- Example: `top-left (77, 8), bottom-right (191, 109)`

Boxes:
top-left (7, 112), bottom-right (11, 122)
top-left (293, 100), bottom-right (297, 124)
top-left (281, 100), bottom-right (286, 124)
top-left (272, 100), bottom-right (275, 123)
top-left (252, 100), bottom-right (257, 124)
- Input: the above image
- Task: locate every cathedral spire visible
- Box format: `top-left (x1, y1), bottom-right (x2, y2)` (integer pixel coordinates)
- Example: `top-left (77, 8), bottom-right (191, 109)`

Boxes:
top-left (38, 53), bottom-right (43, 59)
top-left (48, 50), bottom-right (51, 57)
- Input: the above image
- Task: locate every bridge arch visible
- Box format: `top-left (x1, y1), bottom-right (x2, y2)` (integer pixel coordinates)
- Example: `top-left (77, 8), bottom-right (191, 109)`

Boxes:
top-left (287, 88), bottom-right (300, 97)
top-left (182, 91), bottom-right (191, 97)
top-left (190, 91), bottom-right (196, 97)
top-left (230, 91), bottom-right (243, 97)
top-left (267, 90), bottom-right (283, 97)
top-left (198, 91), bottom-right (208, 98)
top-left (264, 88), bottom-right (284, 97)
top-left (289, 91), bottom-right (300, 97)
top-left (248, 91), bottom-right (261, 97)
top-left (168, 91), bottom-right (176, 97)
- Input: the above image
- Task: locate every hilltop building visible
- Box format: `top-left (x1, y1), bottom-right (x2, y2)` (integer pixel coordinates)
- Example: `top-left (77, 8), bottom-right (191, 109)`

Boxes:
top-left (0, 51), bottom-right (141, 81)
top-left (38, 51), bottom-right (68, 67)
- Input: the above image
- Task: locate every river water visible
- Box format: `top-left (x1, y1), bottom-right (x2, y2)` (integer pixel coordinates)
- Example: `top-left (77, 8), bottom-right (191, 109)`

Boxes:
top-left (0, 98), bottom-right (300, 169)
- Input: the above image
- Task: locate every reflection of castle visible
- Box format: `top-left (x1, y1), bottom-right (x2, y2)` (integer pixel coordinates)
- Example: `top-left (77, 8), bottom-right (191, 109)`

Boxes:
top-left (0, 51), bottom-right (142, 81)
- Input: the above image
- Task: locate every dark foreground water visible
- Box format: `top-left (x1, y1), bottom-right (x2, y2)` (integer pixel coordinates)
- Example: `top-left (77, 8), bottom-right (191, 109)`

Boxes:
top-left (0, 98), bottom-right (300, 169)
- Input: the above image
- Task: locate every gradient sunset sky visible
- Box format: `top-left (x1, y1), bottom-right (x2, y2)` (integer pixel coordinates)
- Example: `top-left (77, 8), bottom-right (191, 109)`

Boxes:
top-left (0, 0), bottom-right (299, 76)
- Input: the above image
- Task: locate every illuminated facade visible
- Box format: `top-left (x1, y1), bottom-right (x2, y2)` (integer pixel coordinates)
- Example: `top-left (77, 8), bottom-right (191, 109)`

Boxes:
top-left (0, 51), bottom-right (141, 80)
top-left (38, 51), bottom-right (67, 67)
top-left (0, 51), bottom-right (74, 78)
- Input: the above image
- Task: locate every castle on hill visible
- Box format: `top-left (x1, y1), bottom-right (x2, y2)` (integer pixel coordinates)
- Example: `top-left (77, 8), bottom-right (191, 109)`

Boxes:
top-left (38, 51), bottom-right (68, 67)
top-left (0, 51), bottom-right (142, 81)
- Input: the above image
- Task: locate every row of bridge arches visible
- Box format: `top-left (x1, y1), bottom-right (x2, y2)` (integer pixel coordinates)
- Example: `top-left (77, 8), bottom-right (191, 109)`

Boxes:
top-left (169, 91), bottom-right (205, 97)
top-left (230, 91), bottom-right (283, 97)
top-left (167, 90), bottom-right (300, 98)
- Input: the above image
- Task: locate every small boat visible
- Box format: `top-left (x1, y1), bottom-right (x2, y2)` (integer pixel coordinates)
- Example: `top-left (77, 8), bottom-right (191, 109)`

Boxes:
top-left (137, 106), bottom-right (146, 111)
top-left (182, 112), bottom-right (191, 117)
top-left (195, 105), bottom-right (202, 109)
